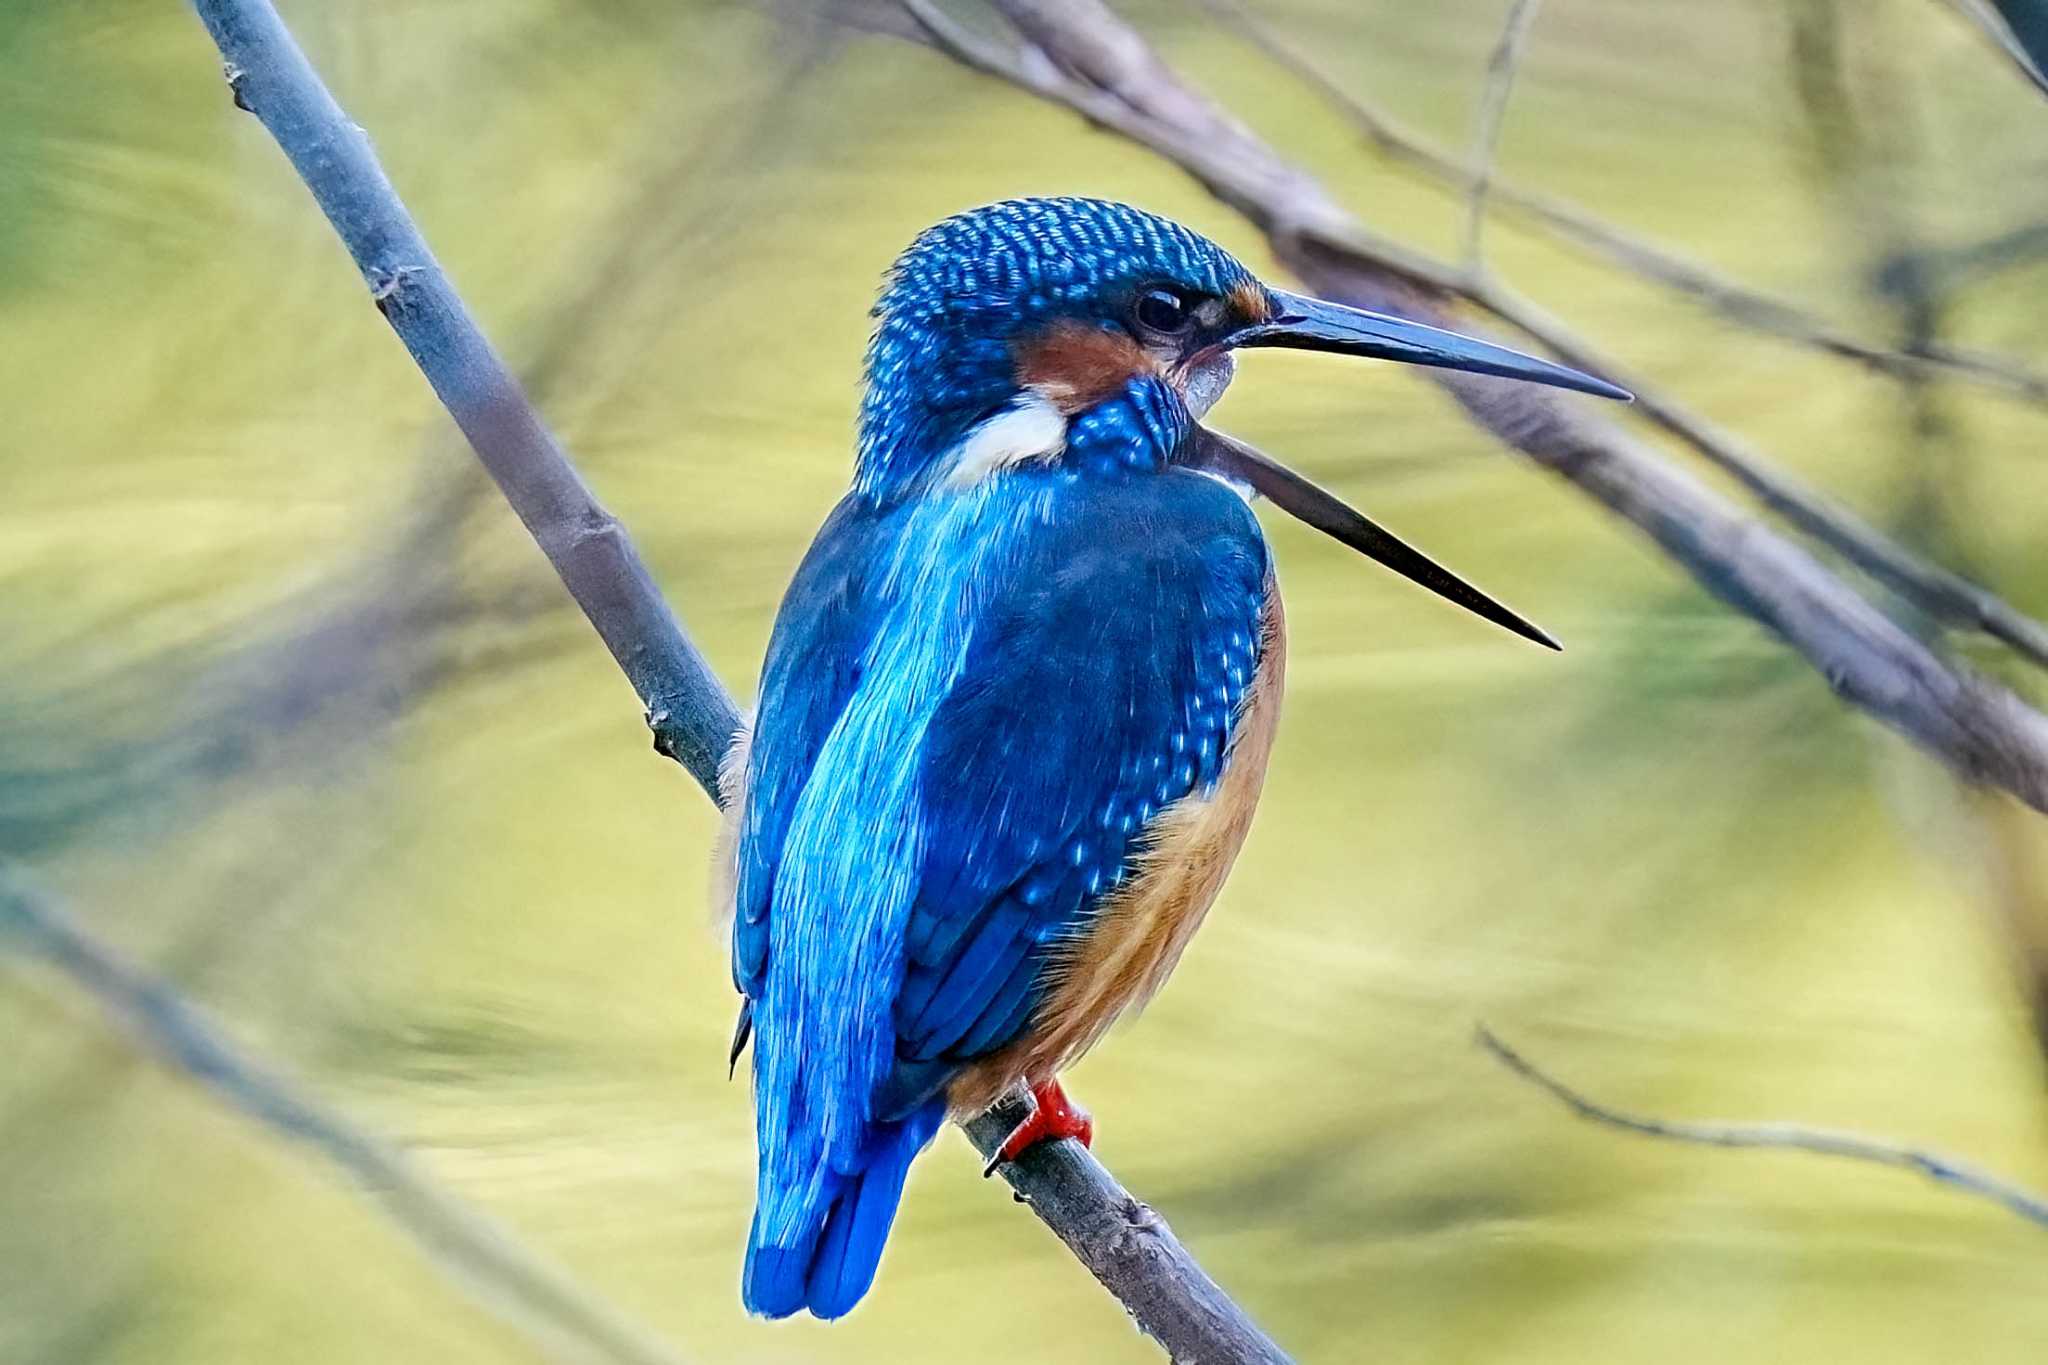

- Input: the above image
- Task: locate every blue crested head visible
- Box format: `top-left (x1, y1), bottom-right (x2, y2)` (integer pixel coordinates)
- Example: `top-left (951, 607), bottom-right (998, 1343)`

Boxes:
top-left (854, 197), bottom-right (1626, 506)
top-left (848, 195), bottom-right (1629, 648)
top-left (856, 197), bottom-right (1271, 501)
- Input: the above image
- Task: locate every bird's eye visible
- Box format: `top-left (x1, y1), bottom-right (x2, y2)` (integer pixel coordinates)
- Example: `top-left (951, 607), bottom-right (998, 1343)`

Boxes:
top-left (1133, 286), bottom-right (1194, 335)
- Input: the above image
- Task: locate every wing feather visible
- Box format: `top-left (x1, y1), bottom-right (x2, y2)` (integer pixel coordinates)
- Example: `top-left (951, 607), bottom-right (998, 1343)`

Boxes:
top-left (884, 472), bottom-right (1269, 1106)
top-left (735, 471), bottom-right (1269, 1129)
top-left (730, 494), bottom-right (899, 1000)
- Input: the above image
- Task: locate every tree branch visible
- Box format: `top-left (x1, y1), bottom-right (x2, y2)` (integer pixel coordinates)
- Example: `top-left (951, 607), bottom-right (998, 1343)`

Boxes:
top-left (897, 0), bottom-right (2048, 813)
top-left (1464, 0), bottom-right (1544, 271)
top-left (1476, 1025), bottom-right (2048, 1232)
top-left (1449, 280), bottom-right (2048, 673)
top-left (196, 0), bottom-right (736, 793)
top-left (927, 0), bottom-right (2048, 674)
top-left (0, 869), bottom-right (695, 1365)
top-left (186, 1), bottom-right (1287, 1359)
top-left (1201, 0), bottom-right (2048, 406)
top-left (1186, 4), bottom-right (2048, 666)
top-left (960, 1098), bottom-right (1291, 1364)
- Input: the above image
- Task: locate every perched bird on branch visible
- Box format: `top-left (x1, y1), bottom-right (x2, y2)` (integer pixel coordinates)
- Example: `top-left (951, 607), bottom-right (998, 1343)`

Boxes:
top-left (715, 197), bottom-right (1625, 1320)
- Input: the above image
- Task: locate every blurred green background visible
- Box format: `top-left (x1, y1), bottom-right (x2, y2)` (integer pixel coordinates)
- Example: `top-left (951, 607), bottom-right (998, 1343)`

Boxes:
top-left (6, 1), bottom-right (2048, 1360)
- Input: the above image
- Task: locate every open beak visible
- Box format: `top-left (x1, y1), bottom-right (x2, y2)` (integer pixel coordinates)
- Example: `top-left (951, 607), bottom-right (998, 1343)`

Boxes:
top-left (1190, 426), bottom-right (1562, 650)
top-left (1228, 288), bottom-right (1633, 401)
top-left (1192, 290), bottom-right (1631, 650)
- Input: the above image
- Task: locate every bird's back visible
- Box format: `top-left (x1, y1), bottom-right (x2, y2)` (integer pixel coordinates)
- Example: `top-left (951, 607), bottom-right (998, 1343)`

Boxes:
top-left (725, 464), bottom-right (1276, 1316)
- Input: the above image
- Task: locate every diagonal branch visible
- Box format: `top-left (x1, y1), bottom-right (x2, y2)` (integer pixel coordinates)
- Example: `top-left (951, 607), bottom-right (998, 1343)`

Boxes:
top-left (0, 869), bottom-right (696, 1365)
top-left (185, 2), bottom-right (1289, 1360)
top-left (1477, 1026), bottom-right (2048, 1232)
top-left (898, 0), bottom-right (2048, 813)
top-left (1447, 279), bottom-right (2048, 671)
top-left (198, 0), bottom-right (737, 795)
top-left (1201, 0), bottom-right (2048, 406)
top-left (943, 0), bottom-right (2048, 673)
top-left (960, 1095), bottom-right (1288, 1363)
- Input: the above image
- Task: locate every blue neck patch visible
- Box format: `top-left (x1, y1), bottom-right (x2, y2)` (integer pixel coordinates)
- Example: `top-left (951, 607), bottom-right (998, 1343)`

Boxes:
top-left (1065, 374), bottom-right (1190, 476)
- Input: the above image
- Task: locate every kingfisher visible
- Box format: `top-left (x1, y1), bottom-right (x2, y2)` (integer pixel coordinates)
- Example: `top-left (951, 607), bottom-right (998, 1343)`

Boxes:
top-left (714, 197), bottom-right (1625, 1320)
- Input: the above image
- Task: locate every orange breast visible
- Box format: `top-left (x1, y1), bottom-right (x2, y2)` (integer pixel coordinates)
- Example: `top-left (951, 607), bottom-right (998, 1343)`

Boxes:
top-left (949, 580), bottom-right (1287, 1115)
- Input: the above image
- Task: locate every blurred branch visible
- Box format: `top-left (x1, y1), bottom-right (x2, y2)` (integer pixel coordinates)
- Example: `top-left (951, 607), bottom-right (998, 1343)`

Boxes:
top-left (194, 0), bottom-right (736, 793)
top-left (894, 0), bottom-right (2048, 813)
top-left (1945, 0), bottom-right (2048, 99)
top-left (1875, 220), bottom-right (2048, 299)
top-left (1797, 0), bottom-right (2048, 1080)
top-left (1, 21), bottom-right (832, 865)
top-left (1205, 0), bottom-right (2048, 669)
top-left (0, 49), bottom-right (831, 1143)
top-left (1465, 288), bottom-right (2048, 673)
top-left (1201, 0), bottom-right (2048, 406)
top-left (1464, 0), bottom-right (1543, 271)
top-left (184, 1), bottom-right (1288, 1358)
top-left (0, 869), bottom-right (695, 1365)
top-left (1477, 1025), bottom-right (2048, 1232)
top-left (174, 16), bottom-right (830, 804)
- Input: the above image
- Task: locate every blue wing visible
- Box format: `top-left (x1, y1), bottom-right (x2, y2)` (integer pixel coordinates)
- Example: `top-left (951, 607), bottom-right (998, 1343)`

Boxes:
top-left (730, 493), bottom-right (897, 1003)
top-left (879, 470), bottom-right (1271, 1116)
top-left (733, 471), bottom-right (1269, 1065)
top-left (732, 469), bottom-right (1268, 1317)
top-left (733, 489), bottom-right (932, 1319)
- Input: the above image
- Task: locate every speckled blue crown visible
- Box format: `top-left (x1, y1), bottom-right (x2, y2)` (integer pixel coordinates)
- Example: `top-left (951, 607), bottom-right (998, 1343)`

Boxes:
top-left (856, 197), bottom-right (1257, 499)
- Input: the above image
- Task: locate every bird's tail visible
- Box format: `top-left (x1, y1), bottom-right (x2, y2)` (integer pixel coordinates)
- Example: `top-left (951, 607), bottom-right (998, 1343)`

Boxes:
top-left (743, 1097), bottom-right (947, 1320)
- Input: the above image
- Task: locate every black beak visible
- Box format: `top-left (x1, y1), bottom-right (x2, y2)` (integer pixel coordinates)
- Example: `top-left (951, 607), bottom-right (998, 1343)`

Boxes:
top-left (1189, 426), bottom-right (1561, 651)
top-left (1199, 288), bottom-right (1623, 649)
top-left (1229, 288), bottom-right (1632, 402)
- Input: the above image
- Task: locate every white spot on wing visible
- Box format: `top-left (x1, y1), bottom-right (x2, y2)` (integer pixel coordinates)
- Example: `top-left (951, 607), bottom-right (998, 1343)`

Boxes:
top-left (944, 394), bottom-right (1068, 488)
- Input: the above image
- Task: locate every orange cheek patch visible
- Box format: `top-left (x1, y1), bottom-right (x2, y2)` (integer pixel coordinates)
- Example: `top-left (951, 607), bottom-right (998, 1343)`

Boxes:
top-left (1015, 322), bottom-right (1158, 414)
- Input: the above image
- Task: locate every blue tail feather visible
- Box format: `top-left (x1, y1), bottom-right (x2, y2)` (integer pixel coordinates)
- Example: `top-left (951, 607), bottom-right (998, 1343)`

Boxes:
top-left (743, 1098), bottom-right (947, 1320)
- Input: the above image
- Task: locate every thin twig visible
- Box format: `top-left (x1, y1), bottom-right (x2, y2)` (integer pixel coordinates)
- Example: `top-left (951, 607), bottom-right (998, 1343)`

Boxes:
top-left (1945, 0), bottom-right (2048, 99)
top-left (1476, 1025), bottom-right (2048, 1232)
top-left (1465, 0), bottom-right (1543, 271)
top-left (185, 1), bottom-right (1288, 1358)
top-left (896, 0), bottom-right (2048, 813)
top-left (0, 870), bottom-right (695, 1365)
top-left (1199, 0), bottom-right (2048, 406)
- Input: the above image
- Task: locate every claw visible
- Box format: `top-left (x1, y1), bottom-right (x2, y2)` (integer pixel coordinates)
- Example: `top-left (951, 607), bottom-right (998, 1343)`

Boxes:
top-left (983, 1077), bottom-right (1094, 1176)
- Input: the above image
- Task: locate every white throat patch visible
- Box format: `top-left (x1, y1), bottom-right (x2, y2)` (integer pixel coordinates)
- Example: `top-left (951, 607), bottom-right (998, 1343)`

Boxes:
top-left (943, 394), bottom-right (1069, 488)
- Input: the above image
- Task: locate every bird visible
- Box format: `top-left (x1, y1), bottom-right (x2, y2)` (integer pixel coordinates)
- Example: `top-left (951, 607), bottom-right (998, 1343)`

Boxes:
top-left (713, 196), bottom-right (1626, 1321)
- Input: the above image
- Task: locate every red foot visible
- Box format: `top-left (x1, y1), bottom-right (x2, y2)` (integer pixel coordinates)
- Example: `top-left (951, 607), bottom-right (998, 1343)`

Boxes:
top-left (986, 1078), bottom-right (1094, 1175)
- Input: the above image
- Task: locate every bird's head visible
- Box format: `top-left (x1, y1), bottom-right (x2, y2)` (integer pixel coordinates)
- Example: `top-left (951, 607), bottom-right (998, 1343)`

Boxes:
top-left (857, 197), bottom-right (1626, 646)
